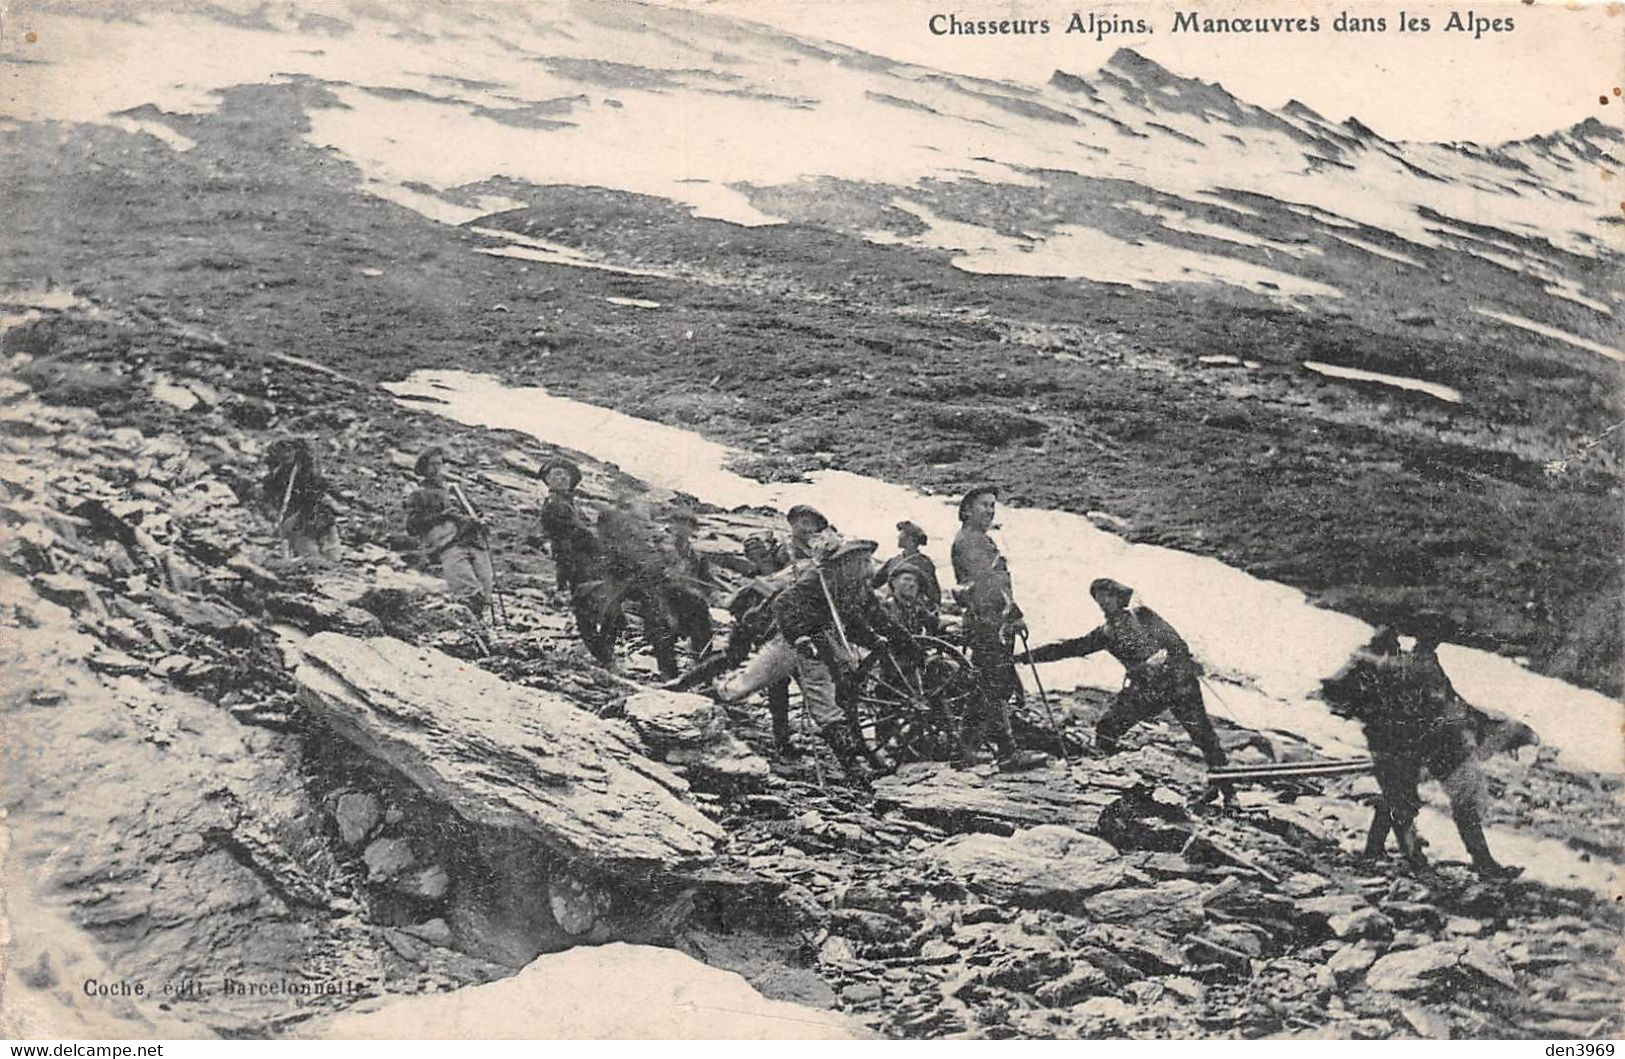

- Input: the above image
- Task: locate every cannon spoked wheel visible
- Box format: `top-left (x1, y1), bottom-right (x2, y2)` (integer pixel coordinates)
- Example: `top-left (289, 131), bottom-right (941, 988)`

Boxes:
top-left (847, 635), bottom-right (988, 773)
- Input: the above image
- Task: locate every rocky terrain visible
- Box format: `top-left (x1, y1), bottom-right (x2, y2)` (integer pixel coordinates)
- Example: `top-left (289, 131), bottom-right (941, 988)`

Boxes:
top-left (2, 296), bottom-right (1621, 1039)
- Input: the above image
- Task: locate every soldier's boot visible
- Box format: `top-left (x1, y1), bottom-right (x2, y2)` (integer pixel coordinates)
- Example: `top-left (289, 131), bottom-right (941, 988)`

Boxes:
top-left (766, 685), bottom-right (802, 760)
top-left (953, 707), bottom-right (992, 769)
top-left (987, 698), bottom-right (1047, 773)
top-left (460, 591), bottom-right (491, 623)
top-left (1196, 782), bottom-right (1239, 813)
top-left (771, 714), bottom-right (804, 761)
top-left (653, 643), bottom-right (682, 682)
top-left (1455, 805), bottom-right (1521, 879)
top-left (996, 747), bottom-right (1050, 772)
top-left (1392, 819), bottom-right (1431, 872)
top-left (819, 723), bottom-right (873, 790)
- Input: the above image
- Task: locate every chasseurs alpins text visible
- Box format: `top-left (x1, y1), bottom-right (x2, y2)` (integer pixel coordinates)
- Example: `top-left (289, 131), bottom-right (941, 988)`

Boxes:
top-left (928, 12), bottom-right (1151, 38)
top-left (928, 9), bottom-right (1514, 37)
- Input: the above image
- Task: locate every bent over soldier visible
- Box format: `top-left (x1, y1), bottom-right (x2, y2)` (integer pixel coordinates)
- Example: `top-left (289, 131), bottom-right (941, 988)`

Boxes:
top-left (667, 532), bottom-right (800, 756)
top-left (717, 539), bottom-right (916, 783)
top-left (1321, 620), bottom-right (1533, 879)
top-left (1020, 578), bottom-right (1228, 768)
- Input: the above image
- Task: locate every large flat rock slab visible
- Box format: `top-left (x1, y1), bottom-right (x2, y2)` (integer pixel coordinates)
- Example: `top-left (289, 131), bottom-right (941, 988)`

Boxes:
top-left (872, 762), bottom-right (1123, 834)
top-left (296, 633), bottom-right (723, 872)
top-left (624, 689), bottom-right (770, 790)
top-left (923, 825), bottom-right (1127, 912)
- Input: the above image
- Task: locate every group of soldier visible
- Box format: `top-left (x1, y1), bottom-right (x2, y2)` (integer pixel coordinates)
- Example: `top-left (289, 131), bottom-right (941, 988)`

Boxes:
top-left (262, 439), bottom-right (1533, 879)
top-left (383, 446), bottom-right (1218, 783)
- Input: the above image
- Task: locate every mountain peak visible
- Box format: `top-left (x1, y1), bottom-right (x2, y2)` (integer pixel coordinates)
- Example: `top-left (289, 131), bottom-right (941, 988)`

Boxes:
top-left (1281, 99), bottom-right (1329, 124)
top-left (1340, 116), bottom-right (1394, 145)
top-left (1048, 69), bottom-right (1100, 99)
top-left (1103, 47), bottom-right (1178, 84)
top-left (1097, 46), bottom-right (1256, 123)
top-left (1569, 115), bottom-right (1622, 142)
top-left (1499, 114), bottom-right (1624, 166)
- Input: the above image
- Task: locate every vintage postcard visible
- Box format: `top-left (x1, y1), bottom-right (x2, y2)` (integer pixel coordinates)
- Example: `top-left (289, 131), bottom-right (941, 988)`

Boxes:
top-left (1, 0), bottom-right (1620, 1043)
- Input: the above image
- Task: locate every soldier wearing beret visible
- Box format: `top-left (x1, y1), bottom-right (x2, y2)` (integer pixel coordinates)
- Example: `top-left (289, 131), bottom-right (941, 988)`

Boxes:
top-left (404, 446), bottom-right (493, 617)
top-left (536, 457), bottom-right (617, 664)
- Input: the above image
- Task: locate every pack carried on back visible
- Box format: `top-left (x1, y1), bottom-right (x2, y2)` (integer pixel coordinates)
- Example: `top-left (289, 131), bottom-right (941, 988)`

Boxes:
top-left (769, 541), bottom-right (881, 664)
top-left (1322, 648), bottom-right (1488, 757)
top-left (262, 438), bottom-right (334, 530)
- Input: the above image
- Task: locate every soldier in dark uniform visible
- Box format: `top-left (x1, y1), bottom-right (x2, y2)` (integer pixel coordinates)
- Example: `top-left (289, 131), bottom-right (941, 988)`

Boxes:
top-left (880, 566), bottom-right (941, 637)
top-left (784, 504), bottom-right (831, 562)
top-left (261, 437), bottom-right (341, 560)
top-left (536, 457), bottom-right (615, 665)
top-left (718, 539), bottom-right (918, 784)
top-left (595, 500), bottom-right (684, 679)
top-left (666, 532), bottom-right (801, 756)
top-left (1019, 578), bottom-right (1227, 767)
top-left (405, 447), bottom-right (493, 617)
top-left (661, 507), bottom-right (716, 659)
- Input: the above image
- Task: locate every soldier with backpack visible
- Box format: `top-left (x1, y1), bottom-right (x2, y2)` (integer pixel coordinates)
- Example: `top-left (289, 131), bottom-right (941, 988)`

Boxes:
top-left (1321, 617), bottom-right (1534, 879)
top-left (716, 538), bottom-right (918, 784)
top-left (666, 531), bottom-right (801, 756)
top-left (404, 446), bottom-right (493, 617)
top-left (261, 437), bottom-right (341, 561)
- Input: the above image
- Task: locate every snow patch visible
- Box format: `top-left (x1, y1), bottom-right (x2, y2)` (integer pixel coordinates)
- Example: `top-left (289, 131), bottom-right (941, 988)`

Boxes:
top-left (1476, 309), bottom-right (1625, 363)
top-left (1302, 361), bottom-right (1462, 403)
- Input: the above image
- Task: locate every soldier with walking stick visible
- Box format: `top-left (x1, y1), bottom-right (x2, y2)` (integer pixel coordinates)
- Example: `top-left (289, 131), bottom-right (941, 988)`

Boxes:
top-left (952, 486), bottom-right (1048, 772)
top-left (261, 437), bottom-right (341, 561)
top-left (1017, 578), bottom-right (1231, 782)
top-left (404, 446), bottom-right (496, 623)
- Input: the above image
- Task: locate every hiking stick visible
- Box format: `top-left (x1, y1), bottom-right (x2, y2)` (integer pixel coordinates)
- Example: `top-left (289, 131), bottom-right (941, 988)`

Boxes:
top-left (277, 463), bottom-right (299, 523)
top-left (449, 480), bottom-right (508, 628)
top-left (1196, 674), bottom-right (1244, 723)
top-left (276, 463), bottom-right (299, 558)
top-left (1018, 630), bottom-right (1072, 767)
top-left (815, 565), bottom-right (857, 670)
top-left (798, 692), bottom-right (826, 790)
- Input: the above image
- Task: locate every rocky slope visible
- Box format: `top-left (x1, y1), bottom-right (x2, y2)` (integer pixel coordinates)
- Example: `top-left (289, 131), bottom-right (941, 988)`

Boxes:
top-left (3, 294), bottom-right (1620, 1039)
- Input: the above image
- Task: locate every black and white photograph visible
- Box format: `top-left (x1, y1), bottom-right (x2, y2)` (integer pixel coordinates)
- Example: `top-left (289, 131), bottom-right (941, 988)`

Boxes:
top-left (1, 0), bottom-right (1620, 1042)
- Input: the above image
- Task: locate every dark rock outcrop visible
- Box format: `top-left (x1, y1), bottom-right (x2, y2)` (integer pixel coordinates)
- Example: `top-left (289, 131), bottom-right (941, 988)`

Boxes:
top-left (296, 633), bottom-right (723, 871)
